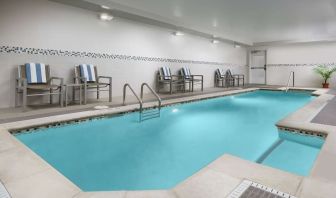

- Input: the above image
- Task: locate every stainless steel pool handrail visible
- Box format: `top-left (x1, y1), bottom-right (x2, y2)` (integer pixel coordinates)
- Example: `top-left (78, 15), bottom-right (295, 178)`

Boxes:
top-left (141, 83), bottom-right (162, 110)
top-left (285, 71), bottom-right (295, 92)
top-left (123, 83), bottom-right (143, 121)
top-left (140, 83), bottom-right (161, 121)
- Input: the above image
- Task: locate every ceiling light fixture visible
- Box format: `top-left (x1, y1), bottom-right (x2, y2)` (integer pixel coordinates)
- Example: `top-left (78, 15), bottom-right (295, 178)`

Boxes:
top-left (99, 13), bottom-right (113, 21)
top-left (212, 39), bottom-right (219, 44)
top-left (101, 5), bottom-right (110, 10)
top-left (173, 31), bottom-right (184, 36)
top-left (234, 42), bottom-right (241, 48)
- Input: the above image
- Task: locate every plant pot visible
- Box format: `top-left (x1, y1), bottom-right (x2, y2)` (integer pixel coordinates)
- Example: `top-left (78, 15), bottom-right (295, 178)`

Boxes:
top-left (322, 83), bottom-right (329, 88)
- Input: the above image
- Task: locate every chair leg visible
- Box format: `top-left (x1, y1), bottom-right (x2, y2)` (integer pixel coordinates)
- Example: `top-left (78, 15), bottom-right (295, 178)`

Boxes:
top-left (84, 85), bottom-right (87, 105)
top-left (50, 89), bottom-right (53, 104)
top-left (109, 84), bottom-right (112, 102)
top-left (22, 88), bottom-right (27, 111)
top-left (191, 81), bottom-right (194, 92)
top-left (170, 81), bottom-right (172, 94)
top-left (72, 87), bottom-right (75, 102)
top-left (60, 87), bottom-right (64, 107)
top-left (15, 89), bottom-right (18, 107)
top-left (79, 86), bottom-right (82, 105)
top-left (97, 86), bottom-right (99, 100)
top-left (201, 80), bottom-right (203, 91)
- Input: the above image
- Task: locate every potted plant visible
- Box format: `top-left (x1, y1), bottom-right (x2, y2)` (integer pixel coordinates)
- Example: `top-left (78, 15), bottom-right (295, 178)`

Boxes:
top-left (313, 65), bottom-right (336, 88)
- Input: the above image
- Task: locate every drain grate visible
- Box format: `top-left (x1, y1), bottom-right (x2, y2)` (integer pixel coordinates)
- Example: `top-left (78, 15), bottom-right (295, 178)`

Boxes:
top-left (0, 181), bottom-right (10, 198)
top-left (227, 180), bottom-right (296, 198)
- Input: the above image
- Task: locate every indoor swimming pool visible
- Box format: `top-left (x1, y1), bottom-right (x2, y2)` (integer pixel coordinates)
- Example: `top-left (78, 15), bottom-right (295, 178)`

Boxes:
top-left (15, 90), bottom-right (324, 191)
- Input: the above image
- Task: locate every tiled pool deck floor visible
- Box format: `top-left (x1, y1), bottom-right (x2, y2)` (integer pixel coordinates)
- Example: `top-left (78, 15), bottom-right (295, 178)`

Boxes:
top-left (0, 86), bottom-right (335, 198)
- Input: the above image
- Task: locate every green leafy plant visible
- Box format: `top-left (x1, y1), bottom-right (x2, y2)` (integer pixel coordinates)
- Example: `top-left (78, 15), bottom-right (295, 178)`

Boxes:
top-left (313, 65), bottom-right (336, 84)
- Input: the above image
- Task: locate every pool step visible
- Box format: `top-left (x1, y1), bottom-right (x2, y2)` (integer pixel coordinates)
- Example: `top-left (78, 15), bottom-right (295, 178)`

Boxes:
top-left (256, 139), bottom-right (284, 163)
top-left (140, 108), bottom-right (160, 121)
top-left (227, 179), bottom-right (296, 198)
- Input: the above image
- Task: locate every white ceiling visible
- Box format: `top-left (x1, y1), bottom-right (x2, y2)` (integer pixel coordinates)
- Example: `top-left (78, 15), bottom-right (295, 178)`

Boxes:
top-left (85, 0), bottom-right (336, 45)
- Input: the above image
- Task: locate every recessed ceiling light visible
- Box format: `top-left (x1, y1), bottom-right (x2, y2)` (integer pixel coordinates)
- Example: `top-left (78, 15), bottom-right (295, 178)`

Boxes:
top-left (173, 31), bottom-right (184, 36)
top-left (212, 39), bottom-right (219, 44)
top-left (101, 5), bottom-right (110, 10)
top-left (99, 13), bottom-right (113, 21)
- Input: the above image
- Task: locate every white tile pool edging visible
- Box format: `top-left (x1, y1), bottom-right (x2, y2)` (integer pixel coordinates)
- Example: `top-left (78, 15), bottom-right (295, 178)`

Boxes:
top-left (0, 87), bottom-right (336, 198)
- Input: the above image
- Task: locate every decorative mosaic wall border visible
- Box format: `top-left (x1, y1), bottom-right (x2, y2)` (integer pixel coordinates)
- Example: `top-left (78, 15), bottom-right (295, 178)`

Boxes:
top-left (267, 63), bottom-right (336, 67)
top-left (0, 45), bottom-right (246, 67)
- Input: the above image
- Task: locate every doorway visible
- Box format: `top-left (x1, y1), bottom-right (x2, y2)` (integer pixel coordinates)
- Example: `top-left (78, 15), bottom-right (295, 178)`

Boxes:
top-left (250, 50), bottom-right (267, 84)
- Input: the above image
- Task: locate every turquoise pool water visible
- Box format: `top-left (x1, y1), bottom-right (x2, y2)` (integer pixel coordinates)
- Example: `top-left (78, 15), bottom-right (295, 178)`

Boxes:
top-left (15, 90), bottom-right (324, 191)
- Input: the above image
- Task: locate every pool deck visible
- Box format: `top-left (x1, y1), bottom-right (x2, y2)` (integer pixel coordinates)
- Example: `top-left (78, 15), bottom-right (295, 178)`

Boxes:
top-left (0, 86), bottom-right (335, 198)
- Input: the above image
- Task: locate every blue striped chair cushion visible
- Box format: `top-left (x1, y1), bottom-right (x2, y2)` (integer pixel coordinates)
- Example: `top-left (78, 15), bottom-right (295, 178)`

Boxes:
top-left (182, 66), bottom-right (191, 79)
top-left (216, 69), bottom-right (225, 78)
top-left (79, 64), bottom-right (96, 82)
top-left (226, 69), bottom-right (233, 77)
top-left (161, 66), bottom-right (171, 80)
top-left (25, 63), bottom-right (47, 84)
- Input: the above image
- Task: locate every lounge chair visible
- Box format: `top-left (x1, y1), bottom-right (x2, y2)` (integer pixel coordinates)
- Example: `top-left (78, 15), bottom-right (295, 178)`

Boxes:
top-left (226, 69), bottom-right (245, 87)
top-left (215, 68), bottom-right (235, 87)
top-left (15, 63), bottom-right (64, 109)
top-left (74, 64), bottom-right (112, 104)
top-left (156, 66), bottom-right (185, 94)
top-left (180, 66), bottom-right (203, 92)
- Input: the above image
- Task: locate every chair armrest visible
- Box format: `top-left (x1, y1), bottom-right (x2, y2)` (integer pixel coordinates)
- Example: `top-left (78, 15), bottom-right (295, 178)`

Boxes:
top-left (223, 75), bottom-right (235, 79)
top-left (171, 75), bottom-right (183, 80)
top-left (16, 77), bottom-right (27, 88)
top-left (74, 77), bottom-right (87, 84)
top-left (98, 76), bottom-right (112, 84)
top-left (191, 75), bottom-right (203, 80)
top-left (157, 75), bottom-right (182, 81)
top-left (232, 74), bottom-right (244, 79)
top-left (49, 77), bottom-right (64, 86)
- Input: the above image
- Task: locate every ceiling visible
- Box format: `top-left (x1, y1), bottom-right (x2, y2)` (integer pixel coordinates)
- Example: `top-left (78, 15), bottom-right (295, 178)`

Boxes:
top-left (79, 0), bottom-right (336, 45)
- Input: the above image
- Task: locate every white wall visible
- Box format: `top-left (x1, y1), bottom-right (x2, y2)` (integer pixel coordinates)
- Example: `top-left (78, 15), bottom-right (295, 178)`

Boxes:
top-left (0, 0), bottom-right (247, 108)
top-left (251, 42), bottom-right (336, 88)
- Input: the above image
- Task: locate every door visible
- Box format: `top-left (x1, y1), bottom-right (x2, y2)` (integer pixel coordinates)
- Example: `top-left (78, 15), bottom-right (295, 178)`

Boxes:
top-left (250, 50), bottom-right (267, 84)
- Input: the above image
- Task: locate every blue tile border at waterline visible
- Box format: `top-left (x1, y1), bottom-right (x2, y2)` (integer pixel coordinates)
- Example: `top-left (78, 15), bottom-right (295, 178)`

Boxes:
top-left (277, 126), bottom-right (327, 139)
top-left (0, 45), bottom-right (246, 67)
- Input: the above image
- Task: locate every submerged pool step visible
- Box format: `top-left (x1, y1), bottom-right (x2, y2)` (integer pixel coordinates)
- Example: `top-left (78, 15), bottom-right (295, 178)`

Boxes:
top-left (256, 139), bottom-right (284, 163)
top-left (140, 108), bottom-right (160, 122)
top-left (227, 180), bottom-right (297, 198)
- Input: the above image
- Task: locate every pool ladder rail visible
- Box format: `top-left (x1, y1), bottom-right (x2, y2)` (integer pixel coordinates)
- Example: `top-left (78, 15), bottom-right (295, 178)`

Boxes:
top-left (285, 71), bottom-right (295, 92)
top-left (123, 83), bottom-right (162, 122)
